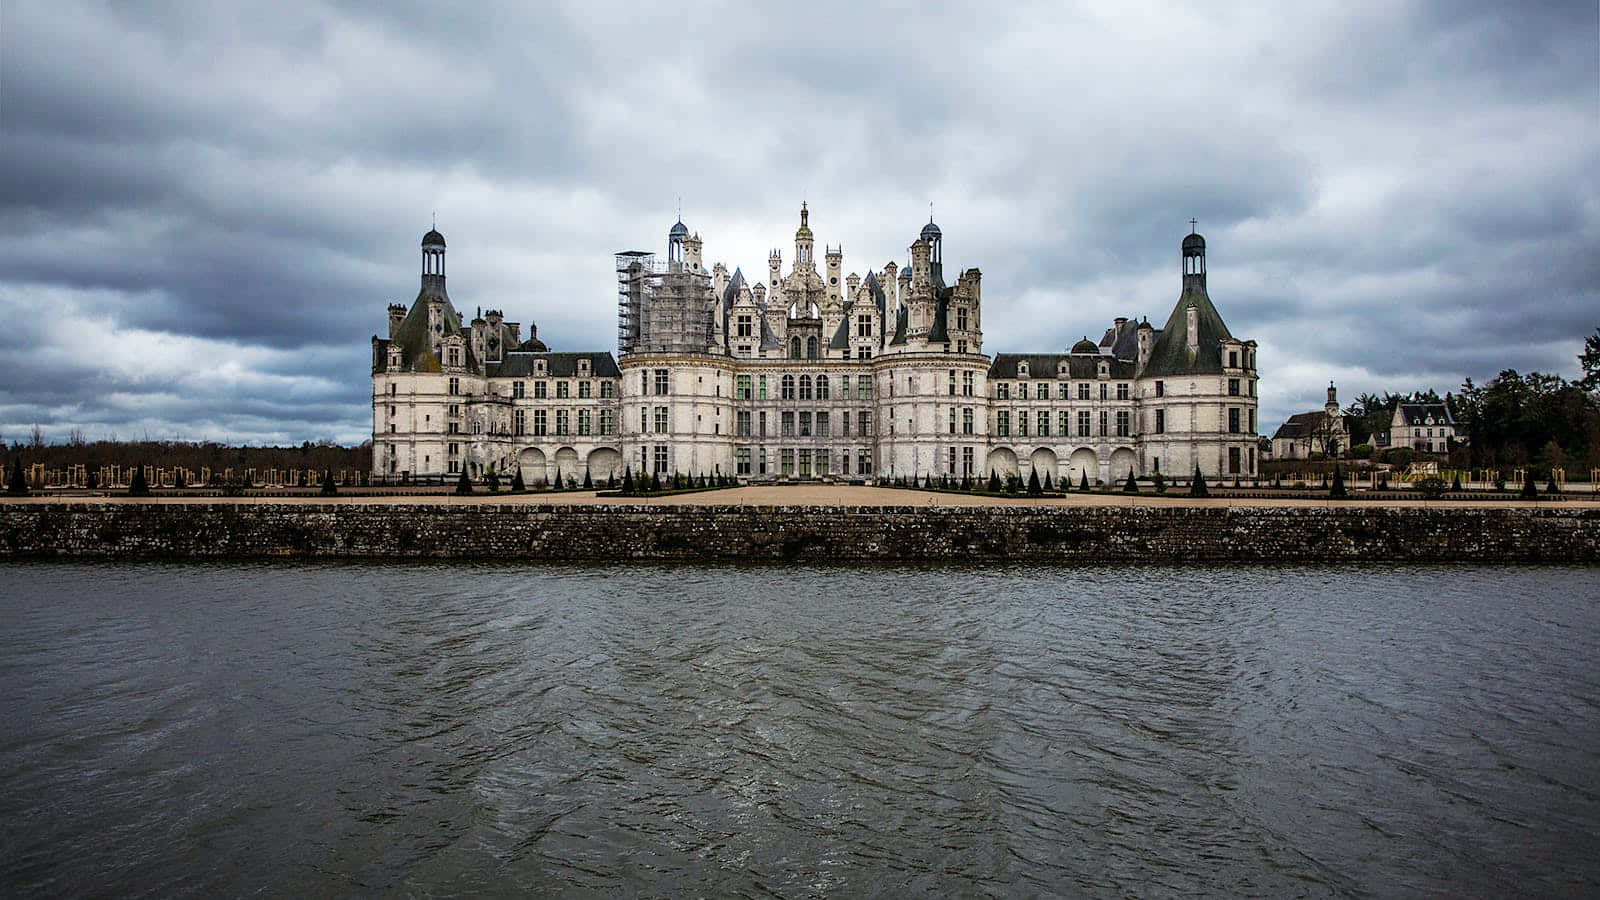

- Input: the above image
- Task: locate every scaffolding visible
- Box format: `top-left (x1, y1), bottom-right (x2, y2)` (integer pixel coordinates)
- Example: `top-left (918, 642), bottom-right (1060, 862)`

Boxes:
top-left (616, 250), bottom-right (654, 353)
top-left (615, 250), bottom-right (717, 355)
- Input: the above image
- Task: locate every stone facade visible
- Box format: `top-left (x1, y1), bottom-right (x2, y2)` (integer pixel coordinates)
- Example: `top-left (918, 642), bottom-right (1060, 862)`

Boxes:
top-left (373, 209), bottom-right (1261, 484)
top-left (1271, 383), bottom-right (1350, 459)
top-left (3, 503), bottom-right (1596, 563)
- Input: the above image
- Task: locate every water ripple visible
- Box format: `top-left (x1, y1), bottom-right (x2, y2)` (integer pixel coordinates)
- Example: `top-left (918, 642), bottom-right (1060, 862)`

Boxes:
top-left (1, 562), bottom-right (1597, 897)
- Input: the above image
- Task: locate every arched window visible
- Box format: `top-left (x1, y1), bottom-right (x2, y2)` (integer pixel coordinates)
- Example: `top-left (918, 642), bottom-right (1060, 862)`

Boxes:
top-left (799, 375), bottom-right (813, 400)
top-left (816, 376), bottom-right (829, 399)
top-left (781, 374), bottom-right (795, 400)
top-left (791, 337), bottom-right (802, 358)
top-left (807, 336), bottom-right (818, 358)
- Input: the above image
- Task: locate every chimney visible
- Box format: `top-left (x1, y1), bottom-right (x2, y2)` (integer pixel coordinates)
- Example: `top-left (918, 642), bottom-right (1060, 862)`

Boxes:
top-left (388, 303), bottom-right (406, 338)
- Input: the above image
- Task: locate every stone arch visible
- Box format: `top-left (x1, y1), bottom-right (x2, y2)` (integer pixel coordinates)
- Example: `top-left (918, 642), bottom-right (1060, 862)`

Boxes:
top-left (1109, 447), bottom-right (1138, 482)
top-left (554, 447), bottom-right (581, 485)
top-left (984, 447), bottom-right (1019, 479)
top-left (587, 447), bottom-right (622, 482)
top-left (1029, 447), bottom-right (1058, 482)
top-left (518, 447), bottom-right (548, 486)
top-left (1067, 447), bottom-right (1099, 485)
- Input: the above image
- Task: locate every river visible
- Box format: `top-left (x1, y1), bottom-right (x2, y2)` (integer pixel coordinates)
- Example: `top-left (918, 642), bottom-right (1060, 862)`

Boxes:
top-left (2, 563), bottom-right (1596, 896)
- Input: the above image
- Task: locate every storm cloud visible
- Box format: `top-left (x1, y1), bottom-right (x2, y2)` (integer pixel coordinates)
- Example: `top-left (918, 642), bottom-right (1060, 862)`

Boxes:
top-left (2, 0), bottom-right (1595, 444)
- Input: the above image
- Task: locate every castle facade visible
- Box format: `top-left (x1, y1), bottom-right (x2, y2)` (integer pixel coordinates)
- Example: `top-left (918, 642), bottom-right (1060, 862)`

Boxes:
top-left (371, 207), bottom-right (1259, 485)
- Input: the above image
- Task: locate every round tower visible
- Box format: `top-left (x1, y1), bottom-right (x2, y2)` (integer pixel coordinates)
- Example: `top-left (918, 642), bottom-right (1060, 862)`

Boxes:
top-left (794, 202), bottom-right (814, 269)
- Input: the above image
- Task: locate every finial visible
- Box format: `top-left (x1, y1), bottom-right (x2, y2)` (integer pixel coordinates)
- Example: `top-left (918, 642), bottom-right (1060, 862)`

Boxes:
top-left (1189, 218), bottom-right (1197, 234)
top-left (677, 197), bottom-right (682, 222)
top-left (432, 211), bottom-right (436, 229)
top-left (930, 201), bottom-right (934, 223)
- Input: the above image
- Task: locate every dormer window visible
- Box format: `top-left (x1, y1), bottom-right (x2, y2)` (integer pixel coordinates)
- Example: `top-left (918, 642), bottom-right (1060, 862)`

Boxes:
top-left (1098, 362), bottom-right (1109, 379)
top-left (1058, 360), bottom-right (1069, 376)
top-left (578, 358), bottom-right (591, 377)
top-left (535, 360), bottom-right (547, 376)
top-left (1017, 361), bottom-right (1030, 379)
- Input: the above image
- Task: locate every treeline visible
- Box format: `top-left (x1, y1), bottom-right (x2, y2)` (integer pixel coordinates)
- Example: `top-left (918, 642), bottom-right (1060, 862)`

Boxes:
top-left (0, 438), bottom-right (371, 475)
top-left (1342, 328), bottom-right (1600, 471)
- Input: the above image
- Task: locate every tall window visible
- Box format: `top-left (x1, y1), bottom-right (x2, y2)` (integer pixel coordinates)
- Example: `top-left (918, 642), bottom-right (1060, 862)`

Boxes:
top-left (736, 448), bottom-right (752, 475)
top-left (1078, 383), bottom-right (1090, 400)
top-left (857, 315), bottom-right (872, 337)
top-left (578, 381), bottom-right (592, 399)
top-left (1155, 381), bottom-right (1165, 398)
top-left (1037, 411), bottom-right (1049, 436)
top-left (653, 445), bottom-right (667, 474)
top-left (817, 412), bottom-right (830, 436)
top-left (799, 412), bottom-right (812, 436)
top-left (737, 411), bottom-right (752, 436)
top-left (962, 447), bottom-right (974, 476)
top-left (963, 371), bottom-right (974, 396)
top-left (555, 410), bottom-right (570, 435)
top-left (759, 411), bottom-right (767, 436)
top-left (1099, 410), bottom-right (1108, 436)
top-left (956, 306), bottom-right (968, 331)
top-left (1228, 378), bottom-right (1241, 396)
top-left (448, 377), bottom-right (460, 395)
top-left (781, 449), bottom-right (795, 475)
top-left (997, 383), bottom-right (1009, 400)
top-left (576, 410), bottom-right (591, 435)
top-left (857, 449), bottom-right (872, 475)
top-left (1228, 408), bottom-right (1241, 434)
top-left (737, 315), bottom-right (753, 337)
top-left (534, 410), bottom-right (547, 435)
top-left (1249, 409), bottom-right (1256, 433)
top-left (736, 375), bottom-right (752, 399)
top-left (1116, 410), bottom-right (1130, 437)
top-left (781, 375), bottom-right (796, 400)
top-left (1155, 409), bottom-right (1166, 434)
top-left (948, 370), bottom-right (957, 395)
top-left (599, 409), bottom-right (615, 435)
top-left (782, 411), bottom-right (795, 436)
top-left (759, 375), bottom-right (768, 399)
top-left (858, 376), bottom-right (872, 400)
top-left (653, 369), bottom-right (669, 395)
top-left (948, 447), bottom-right (957, 474)
top-left (963, 408), bottom-right (974, 435)
top-left (1117, 383), bottom-right (1129, 401)
top-left (654, 406), bottom-right (668, 434)
top-left (556, 381), bottom-right (569, 399)
top-left (858, 411), bottom-right (871, 435)
top-left (513, 381), bottom-right (525, 399)
top-left (817, 376), bottom-right (829, 399)
top-left (799, 375), bottom-right (813, 400)
top-left (947, 407), bottom-right (957, 434)
top-left (1058, 410), bottom-right (1069, 435)
top-left (1099, 383), bottom-right (1108, 401)
top-left (996, 411), bottom-right (1010, 437)
top-left (1017, 410), bottom-right (1029, 436)
top-left (534, 381), bottom-right (547, 399)
top-left (513, 409), bottom-right (525, 435)
top-left (1078, 410), bottom-right (1091, 436)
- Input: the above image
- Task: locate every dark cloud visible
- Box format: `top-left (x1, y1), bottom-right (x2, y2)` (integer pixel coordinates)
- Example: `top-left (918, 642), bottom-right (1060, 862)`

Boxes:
top-left (1, 0), bottom-right (1595, 444)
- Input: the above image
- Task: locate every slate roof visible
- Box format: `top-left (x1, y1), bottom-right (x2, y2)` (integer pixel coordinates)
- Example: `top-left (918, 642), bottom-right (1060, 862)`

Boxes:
top-left (1397, 403), bottom-right (1453, 426)
top-left (987, 353), bottom-right (1136, 380)
top-left (1098, 320), bottom-right (1144, 359)
top-left (889, 305), bottom-right (908, 345)
top-left (489, 351), bottom-right (621, 378)
top-left (1140, 269), bottom-right (1237, 378)
top-left (1271, 412), bottom-right (1323, 440)
top-left (382, 276), bottom-right (467, 373)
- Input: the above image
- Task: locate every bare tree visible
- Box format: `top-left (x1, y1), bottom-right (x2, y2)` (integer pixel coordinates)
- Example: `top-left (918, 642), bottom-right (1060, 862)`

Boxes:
top-left (30, 424), bottom-right (45, 450)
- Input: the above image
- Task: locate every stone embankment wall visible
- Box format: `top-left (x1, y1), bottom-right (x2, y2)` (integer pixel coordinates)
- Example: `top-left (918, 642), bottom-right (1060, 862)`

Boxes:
top-left (1, 503), bottom-right (1597, 562)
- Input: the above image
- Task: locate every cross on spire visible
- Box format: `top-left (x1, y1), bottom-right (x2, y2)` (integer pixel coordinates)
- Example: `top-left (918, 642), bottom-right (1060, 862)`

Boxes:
top-left (1189, 218), bottom-right (1197, 234)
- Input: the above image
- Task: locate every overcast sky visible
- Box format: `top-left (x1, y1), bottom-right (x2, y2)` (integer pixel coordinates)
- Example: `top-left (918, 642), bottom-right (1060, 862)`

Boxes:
top-left (2, 1), bottom-right (1596, 446)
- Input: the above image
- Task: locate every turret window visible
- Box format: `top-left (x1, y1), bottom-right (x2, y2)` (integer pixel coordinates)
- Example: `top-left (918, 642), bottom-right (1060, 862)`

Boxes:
top-left (1155, 409), bottom-right (1166, 434)
top-left (1155, 381), bottom-right (1165, 398)
top-left (1228, 379), bottom-right (1240, 396)
top-left (448, 377), bottom-right (460, 396)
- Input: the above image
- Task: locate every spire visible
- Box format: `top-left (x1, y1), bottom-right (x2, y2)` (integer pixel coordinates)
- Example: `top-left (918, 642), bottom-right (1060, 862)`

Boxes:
top-left (420, 225), bottom-right (447, 294)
